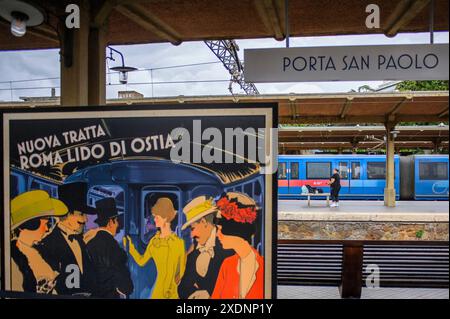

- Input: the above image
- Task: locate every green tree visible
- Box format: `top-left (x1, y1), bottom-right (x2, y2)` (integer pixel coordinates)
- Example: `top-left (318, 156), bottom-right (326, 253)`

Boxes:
top-left (396, 80), bottom-right (449, 91)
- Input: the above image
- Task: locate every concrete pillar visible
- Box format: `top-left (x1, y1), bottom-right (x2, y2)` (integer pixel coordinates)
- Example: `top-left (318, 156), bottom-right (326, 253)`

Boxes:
top-left (88, 25), bottom-right (107, 105)
top-left (60, 1), bottom-right (90, 106)
top-left (60, 1), bottom-right (109, 106)
top-left (384, 122), bottom-right (396, 207)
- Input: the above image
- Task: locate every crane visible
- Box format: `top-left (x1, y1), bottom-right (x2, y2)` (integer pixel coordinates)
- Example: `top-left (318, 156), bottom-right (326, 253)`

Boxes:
top-left (204, 40), bottom-right (259, 96)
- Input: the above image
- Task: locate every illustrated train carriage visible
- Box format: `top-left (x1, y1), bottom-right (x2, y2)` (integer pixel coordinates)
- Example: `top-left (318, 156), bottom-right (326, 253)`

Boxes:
top-left (10, 158), bottom-right (265, 299)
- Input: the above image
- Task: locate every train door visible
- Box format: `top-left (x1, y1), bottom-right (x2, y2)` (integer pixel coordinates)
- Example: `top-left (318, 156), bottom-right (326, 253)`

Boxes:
top-left (129, 186), bottom-right (183, 299)
top-left (338, 161), bottom-right (350, 196)
top-left (349, 161), bottom-right (362, 197)
top-left (289, 161), bottom-right (300, 195)
top-left (278, 161), bottom-right (289, 195)
top-left (415, 158), bottom-right (449, 200)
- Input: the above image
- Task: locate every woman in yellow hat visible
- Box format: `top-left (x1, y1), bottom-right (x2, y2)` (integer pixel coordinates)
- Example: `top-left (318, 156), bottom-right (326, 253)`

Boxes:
top-left (123, 197), bottom-right (186, 299)
top-left (10, 190), bottom-right (68, 294)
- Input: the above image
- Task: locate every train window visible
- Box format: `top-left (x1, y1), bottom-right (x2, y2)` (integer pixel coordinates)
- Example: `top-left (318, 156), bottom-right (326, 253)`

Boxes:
top-left (29, 179), bottom-right (57, 197)
top-left (278, 162), bottom-right (287, 179)
top-left (87, 185), bottom-right (125, 239)
top-left (89, 185), bottom-right (125, 211)
top-left (254, 180), bottom-right (262, 196)
top-left (244, 183), bottom-right (253, 197)
top-left (306, 162), bottom-right (331, 179)
top-left (419, 162), bottom-right (449, 180)
top-left (291, 162), bottom-right (299, 179)
top-left (367, 162), bottom-right (386, 179)
top-left (191, 185), bottom-right (221, 199)
top-left (142, 192), bottom-right (179, 244)
top-left (351, 162), bottom-right (361, 179)
top-left (10, 175), bottom-right (19, 198)
top-left (338, 162), bottom-right (348, 179)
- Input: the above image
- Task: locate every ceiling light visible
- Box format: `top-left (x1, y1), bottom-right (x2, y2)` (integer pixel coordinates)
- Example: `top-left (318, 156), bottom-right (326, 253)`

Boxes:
top-left (0, 0), bottom-right (45, 37)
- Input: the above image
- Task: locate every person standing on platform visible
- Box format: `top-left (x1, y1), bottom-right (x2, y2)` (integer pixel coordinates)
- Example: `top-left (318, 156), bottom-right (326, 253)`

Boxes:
top-left (329, 168), bottom-right (341, 207)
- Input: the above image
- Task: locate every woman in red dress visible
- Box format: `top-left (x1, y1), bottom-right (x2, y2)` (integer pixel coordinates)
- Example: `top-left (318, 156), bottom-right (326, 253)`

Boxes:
top-left (211, 192), bottom-right (264, 299)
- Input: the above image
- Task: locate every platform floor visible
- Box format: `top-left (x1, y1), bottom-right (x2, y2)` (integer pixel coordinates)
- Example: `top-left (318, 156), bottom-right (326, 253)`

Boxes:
top-left (278, 200), bottom-right (449, 222)
top-left (278, 285), bottom-right (449, 299)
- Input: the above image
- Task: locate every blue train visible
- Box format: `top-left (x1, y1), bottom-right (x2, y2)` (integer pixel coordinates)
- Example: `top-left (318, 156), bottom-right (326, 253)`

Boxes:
top-left (278, 154), bottom-right (449, 200)
top-left (10, 159), bottom-right (265, 299)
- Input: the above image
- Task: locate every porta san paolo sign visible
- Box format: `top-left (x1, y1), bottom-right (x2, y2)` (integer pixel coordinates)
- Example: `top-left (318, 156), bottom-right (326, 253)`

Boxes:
top-left (244, 44), bottom-right (449, 82)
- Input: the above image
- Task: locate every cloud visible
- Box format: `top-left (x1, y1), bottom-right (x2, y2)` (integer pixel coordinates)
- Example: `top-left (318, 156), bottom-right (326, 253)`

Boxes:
top-left (0, 32), bottom-right (448, 101)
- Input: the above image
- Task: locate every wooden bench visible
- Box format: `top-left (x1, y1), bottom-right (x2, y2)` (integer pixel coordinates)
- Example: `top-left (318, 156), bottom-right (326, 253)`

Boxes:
top-left (277, 239), bottom-right (449, 299)
top-left (305, 193), bottom-right (331, 207)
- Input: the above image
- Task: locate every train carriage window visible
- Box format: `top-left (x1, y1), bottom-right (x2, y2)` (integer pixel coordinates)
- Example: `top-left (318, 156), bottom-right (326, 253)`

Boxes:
top-left (367, 162), bottom-right (386, 179)
top-left (291, 162), bottom-right (299, 179)
top-left (10, 175), bottom-right (19, 198)
top-left (191, 185), bottom-right (221, 199)
top-left (278, 163), bottom-right (287, 179)
top-left (419, 162), bottom-right (449, 180)
top-left (30, 179), bottom-right (58, 197)
top-left (338, 162), bottom-right (348, 179)
top-left (142, 192), bottom-right (179, 244)
top-left (351, 162), bottom-right (361, 179)
top-left (306, 162), bottom-right (331, 179)
top-left (244, 183), bottom-right (253, 197)
top-left (87, 185), bottom-right (125, 240)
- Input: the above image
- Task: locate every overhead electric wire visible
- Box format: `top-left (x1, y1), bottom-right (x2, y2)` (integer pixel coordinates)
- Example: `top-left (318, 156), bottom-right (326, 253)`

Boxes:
top-left (0, 79), bottom-right (230, 91)
top-left (0, 61), bottom-right (222, 85)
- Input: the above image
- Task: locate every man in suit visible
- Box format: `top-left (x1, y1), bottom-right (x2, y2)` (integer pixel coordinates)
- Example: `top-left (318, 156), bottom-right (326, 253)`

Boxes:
top-left (178, 196), bottom-right (233, 299)
top-left (36, 182), bottom-right (97, 296)
top-left (84, 197), bottom-right (133, 299)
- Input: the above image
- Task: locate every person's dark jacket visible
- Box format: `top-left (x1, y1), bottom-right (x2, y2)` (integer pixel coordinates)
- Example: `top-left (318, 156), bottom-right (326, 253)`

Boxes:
top-left (331, 173), bottom-right (341, 190)
top-left (36, 226), bottom-right (96, 296)
top-left (85, 230), bottom-right (134, 298)
top-left (178, 236), bottom-right (233, 299)
top-left (11, 240), bottom-right (37, 293)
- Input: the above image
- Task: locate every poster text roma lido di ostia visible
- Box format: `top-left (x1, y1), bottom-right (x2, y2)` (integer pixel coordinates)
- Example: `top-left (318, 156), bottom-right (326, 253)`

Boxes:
top-left (1, 105), bottom-right (277, 299)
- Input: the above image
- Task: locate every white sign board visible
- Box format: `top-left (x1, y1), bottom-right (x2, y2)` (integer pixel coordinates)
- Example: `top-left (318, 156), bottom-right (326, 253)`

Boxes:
top-left (244, 44), bottom-right (449, 82)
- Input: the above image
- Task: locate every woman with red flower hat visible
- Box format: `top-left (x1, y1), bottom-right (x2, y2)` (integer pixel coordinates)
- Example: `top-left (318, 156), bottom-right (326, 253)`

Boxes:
top-left (211, 192), bottom-right (264, 299)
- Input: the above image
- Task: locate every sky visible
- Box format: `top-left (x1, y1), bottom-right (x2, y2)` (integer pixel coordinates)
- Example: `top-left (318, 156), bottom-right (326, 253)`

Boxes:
top-left (0, 31), bottom-right (448, 102)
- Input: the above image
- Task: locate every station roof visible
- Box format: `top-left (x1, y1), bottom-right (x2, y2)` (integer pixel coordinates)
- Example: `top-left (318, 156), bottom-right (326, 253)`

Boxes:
top-left (1, 91), bottom-right (449, 126)
top-left (0, 0), bottom-right (448, 51)
top-left (279, 124), bottom-right (449, 151)
top-left (113, 91), bottom-right (450, 125)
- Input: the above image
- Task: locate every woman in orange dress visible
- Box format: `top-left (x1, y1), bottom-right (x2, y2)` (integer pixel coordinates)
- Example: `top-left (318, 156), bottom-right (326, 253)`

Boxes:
top-left (211, 192), bottom-right (264, 299)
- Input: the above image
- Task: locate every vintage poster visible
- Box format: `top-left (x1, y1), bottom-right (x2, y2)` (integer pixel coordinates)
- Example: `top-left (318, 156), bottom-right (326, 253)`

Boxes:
top-left (1, 104), bottom-right (277, 299)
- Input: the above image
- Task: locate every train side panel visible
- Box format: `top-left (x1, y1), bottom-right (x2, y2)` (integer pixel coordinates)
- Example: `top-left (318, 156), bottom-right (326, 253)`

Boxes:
top-left (414, 155), bottom-right (449, 200)
top-left (278, 155), bottom-right (400, 200)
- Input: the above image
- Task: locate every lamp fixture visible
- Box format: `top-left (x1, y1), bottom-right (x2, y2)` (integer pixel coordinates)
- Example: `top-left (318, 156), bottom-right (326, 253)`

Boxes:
top-left (0, 0), bottom-right (45, 37)
top-left (390, 130), bottom-right (400, 138)
top-left (107, 46), bottom-right (137, 84)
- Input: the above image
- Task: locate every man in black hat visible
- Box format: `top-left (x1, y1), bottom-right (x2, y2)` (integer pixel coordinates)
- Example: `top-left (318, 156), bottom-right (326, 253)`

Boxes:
top-left (84, 197), bottom-right (134, 299)
top-left (36, 182), bottom-right (97, 296)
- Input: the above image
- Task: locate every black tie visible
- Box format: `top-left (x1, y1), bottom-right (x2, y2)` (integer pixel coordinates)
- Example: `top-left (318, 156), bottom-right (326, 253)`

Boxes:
top-left (68, 234), bottom-right (82, 242)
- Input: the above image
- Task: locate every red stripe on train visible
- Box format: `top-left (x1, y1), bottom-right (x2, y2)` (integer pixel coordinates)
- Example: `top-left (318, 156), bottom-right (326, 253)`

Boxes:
top-left (278, 180), bottom-right (329, 187)
top-left (278, 180), bottom-right (289, 187)
top-left (278, 180), bottom-right (349, 187)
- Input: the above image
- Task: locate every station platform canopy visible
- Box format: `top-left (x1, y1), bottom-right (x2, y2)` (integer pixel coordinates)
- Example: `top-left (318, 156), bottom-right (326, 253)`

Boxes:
top-left (2, 91), bottom-right (449, 126)
top-left (107, 91), bottom-right (449, 126)
top-left (279, 124), bottom-right (449, 152)
top-left (0, 0), bottom-right (449, 51)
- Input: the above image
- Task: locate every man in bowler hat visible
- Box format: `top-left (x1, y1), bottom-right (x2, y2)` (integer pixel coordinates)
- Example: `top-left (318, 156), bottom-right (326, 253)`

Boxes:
top-left (178, 196), bottom-right (233, 299)
top-left (84, 197), bottom-right (134, 298)
top-left (36, 182), bottom-right (97, 296)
